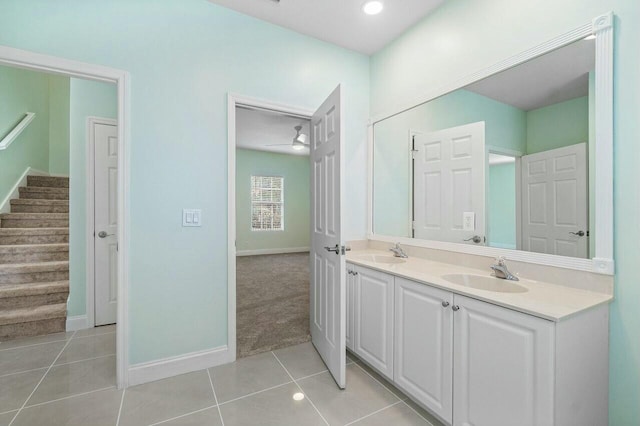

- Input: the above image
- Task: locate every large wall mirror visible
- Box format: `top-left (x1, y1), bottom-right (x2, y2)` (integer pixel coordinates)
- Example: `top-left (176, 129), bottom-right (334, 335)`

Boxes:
top-left (369, 13), bottom-right (614, 274)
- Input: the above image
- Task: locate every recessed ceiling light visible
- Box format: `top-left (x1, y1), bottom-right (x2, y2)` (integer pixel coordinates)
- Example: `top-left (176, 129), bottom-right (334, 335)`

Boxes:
top-left (362, 1), bottom-right (384, 15)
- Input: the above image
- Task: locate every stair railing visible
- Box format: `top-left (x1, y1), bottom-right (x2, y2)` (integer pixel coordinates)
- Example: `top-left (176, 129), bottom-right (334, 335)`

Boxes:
top-left (0, 112), bottom-right (36, 151)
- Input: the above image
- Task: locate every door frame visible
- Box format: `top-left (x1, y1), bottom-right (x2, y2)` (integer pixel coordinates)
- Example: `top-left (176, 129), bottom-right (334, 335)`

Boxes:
top-left (0, 45), bottom-right (131, 389)
top-left (86, 116), bottom-right (118, 329)
top-left (227, 93), bottom-right (314, 360)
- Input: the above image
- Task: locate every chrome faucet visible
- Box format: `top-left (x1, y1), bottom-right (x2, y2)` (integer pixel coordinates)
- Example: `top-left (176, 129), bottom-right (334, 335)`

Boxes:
top-left (389, 243), bottom-right (408, 258)
top-left (490, 257), bottom-right (519, 281)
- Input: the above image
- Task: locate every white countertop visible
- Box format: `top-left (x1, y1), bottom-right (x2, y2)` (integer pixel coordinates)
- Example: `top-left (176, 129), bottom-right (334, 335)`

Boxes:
top-left (346, 249), bottom-right (612, 322)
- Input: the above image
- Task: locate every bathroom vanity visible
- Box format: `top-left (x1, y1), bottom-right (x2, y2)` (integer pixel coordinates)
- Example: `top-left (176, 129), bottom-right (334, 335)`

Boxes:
top-left (346, 250), bottom-right (611, 426)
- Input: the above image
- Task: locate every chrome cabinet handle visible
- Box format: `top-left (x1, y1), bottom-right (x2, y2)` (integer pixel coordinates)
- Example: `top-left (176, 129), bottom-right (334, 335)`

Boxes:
top-left (442, 301), bottom-right (450, 308)
top-left (570, 230), bottom-right (586, 237)
top-left (452, 305), bottom-right (460, 311)
top-left (98, 231), bottom-right (114, 238)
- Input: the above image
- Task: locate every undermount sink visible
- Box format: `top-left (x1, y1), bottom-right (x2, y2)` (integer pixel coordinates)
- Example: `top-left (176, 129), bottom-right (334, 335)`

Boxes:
top-left (353, 254), bottom-right (407, 264)
top-left (442, 274), bottom-right (528, 293)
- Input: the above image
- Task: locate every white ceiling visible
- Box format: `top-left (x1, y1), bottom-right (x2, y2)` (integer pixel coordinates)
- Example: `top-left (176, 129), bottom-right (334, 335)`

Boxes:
top-left (466, 38), bottom-right (595, 111)
top-left (207, 0), bottom-right (444, 55)
top-left (236, 106), bottom-right (311, 156)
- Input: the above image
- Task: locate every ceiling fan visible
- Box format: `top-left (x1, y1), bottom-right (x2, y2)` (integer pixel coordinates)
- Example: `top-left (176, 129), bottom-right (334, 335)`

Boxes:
top-left (266, 125), bottom-right (309, 151)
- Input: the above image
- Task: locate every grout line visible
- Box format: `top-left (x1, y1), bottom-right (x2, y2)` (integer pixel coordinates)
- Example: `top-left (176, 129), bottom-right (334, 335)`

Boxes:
top-left (217, 380), bottom-right (294, 406)
top-left (149, 404), bottom-right (219, 426)
top-left (0, 366), bottom-right (49, 379)
top-left (343, 400), bottom-right (403, 426)
top-left (400, 400), bottom-right (436, 426)
top-left (352, 362), bottom-right (403, 401)
top-left (115, 388), bottom-right (126, 426)
top-left (70, 331), bottom-right (116, 341)
top-left (271, 351), bottom-right (330, 426)
top-left (7, 330), bottom-right (77, 426)
top-left (0, 409), bottom-right (18, 417)
top-left (52, 353), bottom-right (116, 367)
top-left (0, 337), bottom-right (71, 352)
top-left (207, 368), bottom-right (225, 426)
top-left (296, 369), bottom-right (328, 381)
top-left (22, 386), bottom-right (116, 409)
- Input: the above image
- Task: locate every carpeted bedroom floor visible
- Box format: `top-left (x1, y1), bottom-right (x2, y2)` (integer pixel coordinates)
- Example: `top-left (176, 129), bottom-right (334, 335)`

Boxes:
top-left (236, 252), bottom-right (311, 359)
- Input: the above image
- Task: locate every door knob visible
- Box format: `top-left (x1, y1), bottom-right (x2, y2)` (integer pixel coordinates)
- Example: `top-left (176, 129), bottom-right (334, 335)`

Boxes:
top-left (98, 231), bottom-right (114, 238)
top-left (463, 235), bottom-right (483, 244)
top-left (570, 230), bottom-right (586, 237)
top-left (324, 245), bottom-right (340, 254)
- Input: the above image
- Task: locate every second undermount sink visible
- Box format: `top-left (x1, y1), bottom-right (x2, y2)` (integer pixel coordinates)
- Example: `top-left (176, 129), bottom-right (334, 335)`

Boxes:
top-left (353, 254), bottom-right (407, 264)
top-left (442, 274), bottom-right (528, 293)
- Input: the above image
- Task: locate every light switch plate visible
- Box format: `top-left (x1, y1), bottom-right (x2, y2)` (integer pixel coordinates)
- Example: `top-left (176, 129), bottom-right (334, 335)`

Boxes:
top-left (182, 209), bottom-right (202, 227)
top-left (463, 212), bottom-right (475, 231)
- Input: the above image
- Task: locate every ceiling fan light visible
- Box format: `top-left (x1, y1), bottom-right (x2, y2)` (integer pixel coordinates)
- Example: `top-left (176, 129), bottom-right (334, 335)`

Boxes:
top-left (292, 142), bottom-right (305, 151)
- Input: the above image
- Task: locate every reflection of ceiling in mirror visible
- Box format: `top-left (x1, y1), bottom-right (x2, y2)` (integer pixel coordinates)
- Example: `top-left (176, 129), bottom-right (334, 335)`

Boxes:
top-left (489, 153), bottom-right (516, 165)
top-left (465, 39), bottom-right (595, 111)
top-left (236, 106), bottom-right (311, 156)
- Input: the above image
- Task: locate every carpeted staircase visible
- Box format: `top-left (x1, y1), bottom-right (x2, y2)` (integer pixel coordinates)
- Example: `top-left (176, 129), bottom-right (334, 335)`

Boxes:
top-left (0, 176), bottom-right (70, 340)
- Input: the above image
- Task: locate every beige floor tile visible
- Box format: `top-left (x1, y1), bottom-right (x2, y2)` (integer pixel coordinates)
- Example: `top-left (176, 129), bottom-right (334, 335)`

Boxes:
top-left (11, 388), bottom-right (122, 426)
top-left (0, 341), bottom-right (64, 376)
top-left (0, 332), bottom-right (73, 350)
top-left (298, 363), bottom-right (400, 425)
top-left (354, 360), bottom-right (408, 400)
top-left (27, 355), bottom-right (116, 405)
top-left (0, 411), bottom-right (17, 426)
top-left (209, 351), bottom-right (291, 403)
top-left (73, 325), bottom-right (116, 338)
top-left (219, 382), bottom-right (326, 426)
top-left (118, 370), bottom-right (215, 426)
top-left (0, 369), bottom-right (46, 412)
top-left (403, 398), bottom-right (446, 426)
top-left (157, 406), bottom-right (223, 425)
top-left (273, 342), bottom-right (328, 379)
top-left (351, 401), bottom-right (435, 425)
top-left (55, 333), bottom-right (115, 364)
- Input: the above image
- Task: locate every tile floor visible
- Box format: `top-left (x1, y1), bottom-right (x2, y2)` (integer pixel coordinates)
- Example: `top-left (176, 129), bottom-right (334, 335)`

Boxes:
top-left (1, 330), bottom-right (444, 426)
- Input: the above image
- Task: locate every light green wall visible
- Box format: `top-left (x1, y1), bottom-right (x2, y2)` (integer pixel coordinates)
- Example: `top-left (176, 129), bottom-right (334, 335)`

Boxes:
top-left (67, 78), bottom-right (117, 317)
top-left (526, 96), bottom-right (589, 154)
top-left (235, 149), bottom-right (309, 252)
top-left (488, 163), bottom-right (516, 249)
top-left (0, 0), bottom-right (370, 364)
top-left (373, 88), bottom-right (526, 237)
top-left (48, 76), bottom-right (70, 175)
top-left (371, 1), bottom-right (639, 423)
top-left (0, 65), bottom-right (50, 202)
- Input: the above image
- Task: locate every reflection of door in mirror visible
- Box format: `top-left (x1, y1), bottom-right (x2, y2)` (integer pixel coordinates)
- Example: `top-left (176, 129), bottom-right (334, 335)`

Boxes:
top-left (413, 122), bottom-right (485, 245)
top-left (521, 143), bottom-right (588, 258)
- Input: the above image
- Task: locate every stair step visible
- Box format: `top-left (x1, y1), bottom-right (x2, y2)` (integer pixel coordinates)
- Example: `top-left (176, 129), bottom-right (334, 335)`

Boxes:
top-left (27, 176), bottom-right (69, 188)
top-left (0, 244), bottom-right (69, 264)
top-left (0, 281), bottom-right (69, 309)
top-left (11, 199), bottom-right (69, 213)
top-left (0, 213), bottom-right (69, 228)
top-left (0, 228), bottom-right (69, 245)
top-left (0, 304), bottom-right (67, 340)
top-left (18, 186), bottom-right (69, 200)
top-left (0, 261), bottom-right (69, 285)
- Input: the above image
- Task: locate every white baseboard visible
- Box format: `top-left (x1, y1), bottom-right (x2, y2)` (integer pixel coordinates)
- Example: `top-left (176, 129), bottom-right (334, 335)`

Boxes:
top-left (0, 167), bottom-right (48, 214)
top-left (66, 315), bottom-right (88, 331)
top-left (128, 345), bottom-right (232, 386)
top-left (236, 247), bottom-right (310, 256)
top-left (48, 173), bottom-right (70, 178)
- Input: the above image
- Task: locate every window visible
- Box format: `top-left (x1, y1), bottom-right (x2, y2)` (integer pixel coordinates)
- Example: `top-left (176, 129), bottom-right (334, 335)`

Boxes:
top-left (251, 176), bottom-right (284, 231)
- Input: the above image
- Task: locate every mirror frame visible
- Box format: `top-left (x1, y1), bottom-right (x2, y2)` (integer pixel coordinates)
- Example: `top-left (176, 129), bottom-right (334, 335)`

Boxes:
top-left (367, 12), bottom-right (614, 275)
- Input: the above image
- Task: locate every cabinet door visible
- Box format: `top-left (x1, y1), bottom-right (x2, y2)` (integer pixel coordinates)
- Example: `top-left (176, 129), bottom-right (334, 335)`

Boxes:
top-left (394, 278), bottom-right (454, 424)
top-left (354, 266), bottom-right (394, 380)
top-left (345, 263), bottom-right (355, 351)
top-left (453, 295), bottom-right (555, 426)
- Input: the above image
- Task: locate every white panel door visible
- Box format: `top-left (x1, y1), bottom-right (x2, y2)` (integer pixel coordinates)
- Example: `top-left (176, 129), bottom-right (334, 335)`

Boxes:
top-left (94, 122), bottom-right (118, 326)
top-left (413, 122), bottom-right (485, 244)
top-left (521, 143), bottom-right (588, 258)
top-left (353, 266), bottom-right (394, 380)
top-left (453, 295), bottom-right (555, 426)
top-left (310, 85), bottom-right (346, 388)
top-left (394, 277), bottom-right (453, 424)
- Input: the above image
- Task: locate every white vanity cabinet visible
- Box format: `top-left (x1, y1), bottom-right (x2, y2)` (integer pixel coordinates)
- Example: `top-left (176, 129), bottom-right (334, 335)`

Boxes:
top-left (394, 277), bottom-right (454, 424)
top-left (349, 264), bottom-right (394, 380)
top-left (452, 294), bottom-right (555, 426)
